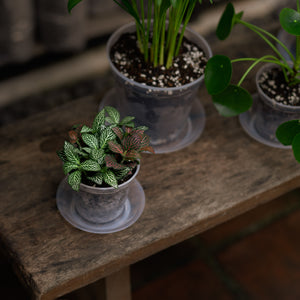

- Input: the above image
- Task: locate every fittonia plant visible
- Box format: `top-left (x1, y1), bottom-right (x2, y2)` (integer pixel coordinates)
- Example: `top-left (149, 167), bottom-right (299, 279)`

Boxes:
top-left (57, 106), bottom-right (154, 191)
top-left (68, 0), bottom-right (212, 69)
top-left (204, 1), bottom-right (300, 117)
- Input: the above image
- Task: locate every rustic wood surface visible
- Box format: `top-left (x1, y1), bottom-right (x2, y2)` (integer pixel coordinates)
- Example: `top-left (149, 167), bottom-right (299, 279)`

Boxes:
top-left (1, 3), bottom-right (299, 299)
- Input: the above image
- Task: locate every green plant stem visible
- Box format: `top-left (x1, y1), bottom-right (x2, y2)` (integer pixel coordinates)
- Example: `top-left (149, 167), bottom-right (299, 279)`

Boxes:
top-left (237, 19), bottom-right (295, 64)
top-left (232, 55), bottom-right (287, 86)
top-left (175, 0), bottom-right (196, 56)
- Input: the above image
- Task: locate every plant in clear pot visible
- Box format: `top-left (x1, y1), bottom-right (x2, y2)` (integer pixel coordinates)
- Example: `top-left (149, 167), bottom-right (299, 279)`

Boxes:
top-left (68, 0), bottom-right (213, 153)
top-left (204, 1), bottom-right (300, 148)
top-left (56, 106), bottom-right (154, 234)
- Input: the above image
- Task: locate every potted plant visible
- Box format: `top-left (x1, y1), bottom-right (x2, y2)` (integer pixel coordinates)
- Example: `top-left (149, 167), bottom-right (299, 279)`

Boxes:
top-left (56, 106), bottom-right (154, 234)
top-left (68, 0), bottom-right (213, 153)
top-left (204, 2), bottom-right (300, 148)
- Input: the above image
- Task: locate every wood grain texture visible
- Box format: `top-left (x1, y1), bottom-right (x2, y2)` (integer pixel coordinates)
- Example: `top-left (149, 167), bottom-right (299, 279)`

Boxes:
top-left (1, 7), bottom-right (300, 300)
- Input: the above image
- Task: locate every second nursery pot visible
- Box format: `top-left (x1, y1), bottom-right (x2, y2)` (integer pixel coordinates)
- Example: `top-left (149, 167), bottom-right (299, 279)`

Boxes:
top-left (57, 165), bottom-right (146, 234)
top-left (239, 63), bottom-right (300, 148)
top-left (101, 22), bottom-right (212, 154)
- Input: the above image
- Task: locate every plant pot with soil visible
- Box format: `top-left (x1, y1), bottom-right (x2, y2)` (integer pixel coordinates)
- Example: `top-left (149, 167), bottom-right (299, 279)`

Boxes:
top-left (68, 0), bottom-right (213, 153)
top-left (56, 106), bottom-right (154, 234)
top-left (204, 1), bottom-right (300, 148)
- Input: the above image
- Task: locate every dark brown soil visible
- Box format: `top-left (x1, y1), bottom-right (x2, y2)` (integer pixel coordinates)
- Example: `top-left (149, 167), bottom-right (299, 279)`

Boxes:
top-left (110, 33), bottom-right (207, 88)
top-left (258, 67), bottom-right (300, 106)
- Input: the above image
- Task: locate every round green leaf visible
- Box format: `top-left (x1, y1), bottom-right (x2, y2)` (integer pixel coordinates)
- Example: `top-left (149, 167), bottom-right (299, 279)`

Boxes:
top-left (216, 3), bottom-right (235, 40)
top-left (276, 120), bottom-right (300, 145)
top-left (205, 55), bottom-right (232, 95)
top-left (292, 133), bottom-right (300, 162)
top-left (212, 85), bottom-right (252, 117)
top-left (280, 8), bottom-right (300, 36)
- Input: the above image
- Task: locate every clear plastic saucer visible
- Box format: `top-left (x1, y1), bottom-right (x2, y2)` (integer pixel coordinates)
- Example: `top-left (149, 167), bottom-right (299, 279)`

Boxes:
top-left (99, 88), bottom-right (206, 153)
top-left (239, 94), bottom-right (291, 149)
top-left (56, 178), bottom-right (145, 234)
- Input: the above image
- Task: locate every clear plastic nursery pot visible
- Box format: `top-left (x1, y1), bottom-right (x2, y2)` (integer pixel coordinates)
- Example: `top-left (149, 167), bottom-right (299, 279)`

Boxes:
top-left (239, 63), bottom-right (300, 148)
top-left (56, 165), bottom-right (146, 234)
top-left (100, 22), bottom-right (212, 154)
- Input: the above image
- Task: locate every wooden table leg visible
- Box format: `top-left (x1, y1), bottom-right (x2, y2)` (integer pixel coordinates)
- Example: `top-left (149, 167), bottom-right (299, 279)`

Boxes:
top-left (105, 267), bottom-right (131, 300)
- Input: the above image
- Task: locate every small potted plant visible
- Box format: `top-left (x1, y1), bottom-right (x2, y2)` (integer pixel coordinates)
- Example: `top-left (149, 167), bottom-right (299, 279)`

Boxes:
top-left (56, 106), bottom-right (154, 234)
top-left (204, 2), bottom-right (300, 148)
top-left (68, 0), bottom-right (213, 153)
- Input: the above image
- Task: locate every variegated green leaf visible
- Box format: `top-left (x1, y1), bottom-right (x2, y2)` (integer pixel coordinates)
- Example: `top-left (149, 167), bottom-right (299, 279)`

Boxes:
top-left (82, 133), bottom-right (99, 149)
top-left (80, 160), bottom-right (101, 171)
top-left (103, 169), bottom-right (118, 188)
top-left (115, 167), bottom-right (131, 180)
top-left (105, 106), bottom-right (120, 124)
top-left (105, 155), bottom-right (125, 170)
top-left (74, 148), bottom-right (89, 157)
top-left (108, 140), bottom-right (124, 154)
top-left (87, 173), bottom-right (103, 185)
top-left (82, 147), bottom-right (92, 154)
top-left (137, 126), bottom-right (149, 131)
top-left (81, 125), bottom-right (93, 133)
top-left (68, 170), bottom-right (82, 191)
top-left (99, 128), bottom-right (116, 148)
top-left (63, 162), bottom-right (79, 175)
top-left (90, 148), bottom-right (105, 164)
top-left (92, 109), bottom-right (105, 131)
top-left (64, 141), bottom-right (80, 164)
top-left (57, 149), bottom-right (67, 162)
top-left (120, 116), bottom-right (135, 125)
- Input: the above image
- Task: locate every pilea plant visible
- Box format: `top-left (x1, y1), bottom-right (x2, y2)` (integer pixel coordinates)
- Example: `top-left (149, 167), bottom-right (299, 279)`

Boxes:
top-left (68, 0), bottom-right (212, 69)
top-left (57, 106), bottom-right (154, 191)
top-left (204, 1), bottom-right (300, 117)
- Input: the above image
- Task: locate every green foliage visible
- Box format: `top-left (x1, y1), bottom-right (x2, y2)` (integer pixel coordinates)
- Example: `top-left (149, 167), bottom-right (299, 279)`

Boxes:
top-left (57, 106), bottom-right (154, 191)
top-left (68, 0), bottom-right (212, 69)
top-left (205, 1), bottom-right (300, 117)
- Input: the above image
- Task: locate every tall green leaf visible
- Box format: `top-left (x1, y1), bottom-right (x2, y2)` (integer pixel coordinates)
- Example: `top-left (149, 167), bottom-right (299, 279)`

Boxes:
top-left (216, 2), bottom-right (235, 40)
top-left (67, 0), bottom-right (83, 13)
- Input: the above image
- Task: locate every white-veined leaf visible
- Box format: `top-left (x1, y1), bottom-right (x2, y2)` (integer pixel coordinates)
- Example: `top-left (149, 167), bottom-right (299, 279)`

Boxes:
top-left (87, 173), bottom-right (103, 185)
top-left (63, 162), bottom-right (79, 175)
top-left (90, 148), bottom-right (105, 164)
top-left (80, 125), bottom-right (93, 133)
top-left (99, 128), bottom-right (116, 148)
top-left (68, 170), bottom-right (82, 191)
top-left (64, 141), bottom-right (80, 164)
top-left (105, 106), bottom-right (120, 124)
top-left (120, 116), bottom-right (135, 125)
top-left (82, 133), bottom-right (99, 149)
top-left (80, 160), bottom-right (101, 171)
top-left (103, 170), bottom-right (118, 188)
top-left (115, 167), bottom-right (131, 180)
top-left (93, 109), bottom-right (105, 131)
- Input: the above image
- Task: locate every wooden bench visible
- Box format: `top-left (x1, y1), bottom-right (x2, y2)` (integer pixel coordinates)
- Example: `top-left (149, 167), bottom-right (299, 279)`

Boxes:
top-left (1, 4), bottom-right (299, 299)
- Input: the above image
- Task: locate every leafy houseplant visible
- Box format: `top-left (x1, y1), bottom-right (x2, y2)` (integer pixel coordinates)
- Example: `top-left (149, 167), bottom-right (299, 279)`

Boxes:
top-left (69, 0), bottom-right (212, 69)
top-left (205, 1), bottom-right (300, 147)
top-left (68, 0), bottom-right (213, 154)
top-left (56, 106), bottom-right (154, 233)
